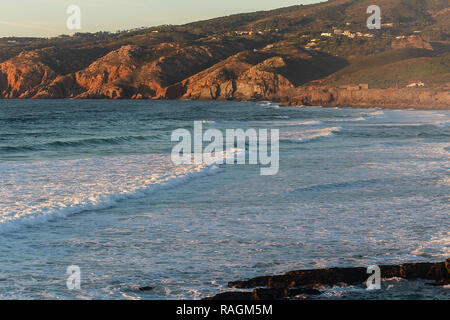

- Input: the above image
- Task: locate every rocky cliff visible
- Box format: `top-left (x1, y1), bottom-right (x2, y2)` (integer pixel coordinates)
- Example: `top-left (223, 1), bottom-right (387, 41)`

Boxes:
top-left (0, 0), bottom-right (448, 109)
top-left (279, 86), bottom-right (450, 110)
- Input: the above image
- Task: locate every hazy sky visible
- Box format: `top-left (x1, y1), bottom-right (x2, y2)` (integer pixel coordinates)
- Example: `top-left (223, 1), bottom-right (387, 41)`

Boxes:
top-left (0, 0), bottom-right (322, 37)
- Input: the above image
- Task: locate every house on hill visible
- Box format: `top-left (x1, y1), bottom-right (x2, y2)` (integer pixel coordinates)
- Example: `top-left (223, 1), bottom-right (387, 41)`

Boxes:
top-left (406, 81), bottom-right (425, 88)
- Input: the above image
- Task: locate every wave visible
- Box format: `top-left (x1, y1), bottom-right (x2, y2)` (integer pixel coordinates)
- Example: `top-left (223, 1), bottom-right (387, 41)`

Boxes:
top-left (0, 153), bottom-right (230, 233)
top-left (281, 126), bottom-right (341, 143)
top-left (0, 135), bottom-right (156, 153)
top-left (257, 101), bottom-right (281, 108)
top-left (324, 117), bottom-right (366, 122)
top-left (362, 110), bottom-right (384, 117)
top-left (251, 120), bottom-right (323, 127)
top-left (274, 115), bottom-right (290, 119)
top-left (432, 120), bottom-right (450, 128)
top-left (292, 178), bottom-right (383, 193)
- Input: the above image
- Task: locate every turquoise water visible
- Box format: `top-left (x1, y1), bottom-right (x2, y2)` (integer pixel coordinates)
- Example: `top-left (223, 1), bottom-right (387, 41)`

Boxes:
top-left (0, 100), bottom-right (449, 299)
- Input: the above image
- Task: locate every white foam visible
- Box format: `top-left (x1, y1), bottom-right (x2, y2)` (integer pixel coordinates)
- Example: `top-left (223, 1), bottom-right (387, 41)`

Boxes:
top-left (0, 153), bottom-right (228, 233)
top-left (325, 117), bottom-right (366, 122)
top-left (257, 101), bottom-right (281, 108)
top-left (281, 126), bottom-right (342, 143)
top-left (433, 120), bottom-right (450, 128)
top-left (363, 110), bottom-right (384, 117)
top-left (251, 120), bottom-right (322, 126)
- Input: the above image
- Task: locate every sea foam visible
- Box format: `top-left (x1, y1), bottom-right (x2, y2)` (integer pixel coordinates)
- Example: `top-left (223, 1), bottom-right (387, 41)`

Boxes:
top-left (281, 126), bottom-right (342, 143)
top-left (0, 153), bottom-right (226, 233)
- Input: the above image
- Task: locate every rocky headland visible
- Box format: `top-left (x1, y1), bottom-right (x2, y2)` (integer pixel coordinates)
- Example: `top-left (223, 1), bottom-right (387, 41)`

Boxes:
top-left (204, 258), bottom-right (450, 300)
top-left (0, 0), bottom-right (449, 109)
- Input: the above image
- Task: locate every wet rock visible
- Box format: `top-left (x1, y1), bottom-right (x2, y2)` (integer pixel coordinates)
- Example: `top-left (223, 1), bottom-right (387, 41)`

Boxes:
top-left (203, 292), bottom-right (253, 300)
top-left (228, 260), bottom-right (450, 290)
top-left (379, 265), bottom-right (402, 278)
top-left (400, 262), bottom-right (447, 280)
top-left (138, 286), bottom-right (154, 291)
top-left (229, 276), bottom-right (272, 289)
top-left (230, 267), bottom-right (368, 289)
top-left (205, 288), bottom-right (322, 301)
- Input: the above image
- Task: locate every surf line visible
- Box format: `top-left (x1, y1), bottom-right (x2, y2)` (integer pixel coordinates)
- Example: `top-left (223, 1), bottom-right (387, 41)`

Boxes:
top-left (171, 121), bottom-right (279, 176)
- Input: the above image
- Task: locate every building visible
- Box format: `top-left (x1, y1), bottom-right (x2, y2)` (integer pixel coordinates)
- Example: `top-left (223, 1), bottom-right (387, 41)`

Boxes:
top-left (305, 42), bottom-right (318, 49)
top-left (406, 81), bottom-right (425, 88)
top-left (343, 30), bottom-right (356, 38)
top-left (359, 83), bottom-right (369, 90)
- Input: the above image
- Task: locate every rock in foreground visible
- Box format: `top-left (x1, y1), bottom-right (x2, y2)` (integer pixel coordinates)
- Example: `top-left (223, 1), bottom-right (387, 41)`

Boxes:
top-left (204, 259), bottom-right (450, 300)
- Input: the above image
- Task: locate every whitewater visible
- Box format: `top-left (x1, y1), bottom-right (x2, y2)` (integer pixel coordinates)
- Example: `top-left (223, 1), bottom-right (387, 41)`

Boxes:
top-left (0, 100), bottom-right (448, 299)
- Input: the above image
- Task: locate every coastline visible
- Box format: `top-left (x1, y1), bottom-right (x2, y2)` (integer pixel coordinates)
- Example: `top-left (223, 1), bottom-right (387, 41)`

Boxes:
top-left (276, 87), bottom-right (450, 110)
top-left (1, 86), bottom-right (449, 111)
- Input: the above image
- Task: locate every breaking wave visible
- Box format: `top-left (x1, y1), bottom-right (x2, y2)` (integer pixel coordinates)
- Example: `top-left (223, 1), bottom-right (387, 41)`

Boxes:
top-left (281, 126), bottom-right (342, 143)
top-left (0, 135), bottom-right (158, 153)
top-left (0, 154), bottom-right (226, 233)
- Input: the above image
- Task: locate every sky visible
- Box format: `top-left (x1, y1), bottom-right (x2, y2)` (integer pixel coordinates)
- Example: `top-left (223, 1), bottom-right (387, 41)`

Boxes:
top-left (0, 0), bottom-right (322, 38)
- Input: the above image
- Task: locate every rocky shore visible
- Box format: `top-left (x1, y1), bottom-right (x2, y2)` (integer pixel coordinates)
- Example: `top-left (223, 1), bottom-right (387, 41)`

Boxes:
top-left (1, 44), bottom-right (448, 110)
top-left (204, 259), bottom-right (450, 300)
top-left (277, 87), bottom-right (450, 110)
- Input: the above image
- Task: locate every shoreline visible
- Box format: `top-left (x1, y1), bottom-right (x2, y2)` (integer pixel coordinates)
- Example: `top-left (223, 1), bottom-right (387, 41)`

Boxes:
top-left (1, 100), bottom-right (449, 111)
top-left (205, 259), bottom-right (450, 300)
top-left (2, 87), bottom-right (449, 111)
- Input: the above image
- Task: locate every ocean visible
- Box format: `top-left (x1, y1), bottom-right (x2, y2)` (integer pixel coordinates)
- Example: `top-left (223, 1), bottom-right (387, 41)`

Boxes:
top-left (0, 99), bottom-right (448, 299)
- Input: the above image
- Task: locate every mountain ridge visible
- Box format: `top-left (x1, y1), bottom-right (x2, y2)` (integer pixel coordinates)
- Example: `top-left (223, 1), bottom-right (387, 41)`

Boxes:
top-left (0, 0), bottom-right (449, 108)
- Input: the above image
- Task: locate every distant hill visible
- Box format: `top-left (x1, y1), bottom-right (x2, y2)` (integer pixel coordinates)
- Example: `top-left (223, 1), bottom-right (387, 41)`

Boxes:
top-left (0, 0), bottom-right (448, 101)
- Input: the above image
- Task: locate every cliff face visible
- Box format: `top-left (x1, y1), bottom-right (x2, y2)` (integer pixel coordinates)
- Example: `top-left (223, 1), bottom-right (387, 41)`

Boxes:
top-left (1, 43), bottom-right (447, 109)
top-left (280, 87), bottom-right (450, 110)
top-left (0, 50), bottom-right (57, 98)
top-left (31, 44), bottom-right (229, 99)
top-left (0, 44), bottom-right (314, 101)
top-left (0, 0), bottom-right (448, 108)
top-left (165, 52), bottom-right (294, 100)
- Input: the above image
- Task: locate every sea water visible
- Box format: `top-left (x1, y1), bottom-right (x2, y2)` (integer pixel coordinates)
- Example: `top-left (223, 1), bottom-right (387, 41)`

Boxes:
top-left (0, 100), bottom-right (448, 299)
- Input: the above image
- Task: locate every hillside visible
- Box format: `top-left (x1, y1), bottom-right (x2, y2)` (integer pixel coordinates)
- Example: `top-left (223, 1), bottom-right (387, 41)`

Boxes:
top-left (0, 0), bottom-right (448, 106)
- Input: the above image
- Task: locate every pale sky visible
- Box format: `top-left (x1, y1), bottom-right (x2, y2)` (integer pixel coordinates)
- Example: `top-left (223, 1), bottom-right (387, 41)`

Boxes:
top-left (0, 0), bottom-right (322, 38)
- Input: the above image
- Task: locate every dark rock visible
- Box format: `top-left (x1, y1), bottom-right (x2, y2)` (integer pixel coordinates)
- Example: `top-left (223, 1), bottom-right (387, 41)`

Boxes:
top-left (230, 267), bottom-right (367, 289)
top-left (380, 265), bottom-right (402, 278)
top-left (251, 288), bottom-right (285, 300)
top-left (204, 291), bottom-right (253, 300)
top-left (229, 276), bottom-right (272, 289)
top-left (228, 260), bottom-right (450, 290)
top-left (399, 262), bottom-right (446, 280)
top-left (138, 286), bottom-right (154, 291)
top-left (429, 279), bottom-right (450, 286)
